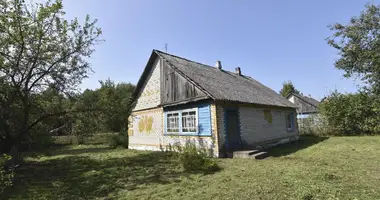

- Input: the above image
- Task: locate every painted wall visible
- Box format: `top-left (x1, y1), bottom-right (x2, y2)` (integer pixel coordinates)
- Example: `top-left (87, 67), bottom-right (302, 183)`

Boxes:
top-left (133, 58), bottom-right (161, 111)
top-left (129, 102), bottom-right (219, 157)
top-left (129, 108), bottom-right (163, 150)
top-left (162, 102), bottom-right (217, 156)
top-left (163, 103), bottom-right (212, 136)
top-left (289, 96), bottom-right (295, 103)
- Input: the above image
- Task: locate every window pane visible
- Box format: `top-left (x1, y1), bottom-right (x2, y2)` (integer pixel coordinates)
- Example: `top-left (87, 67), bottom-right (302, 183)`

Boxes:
top-left (167, 112), bottom-right (179, 133)
top-left (182, 110), bottom-right (197, 133)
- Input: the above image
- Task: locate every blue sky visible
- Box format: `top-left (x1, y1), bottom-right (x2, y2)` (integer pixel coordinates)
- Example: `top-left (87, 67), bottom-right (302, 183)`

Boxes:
top-left (63, 0), bottom-right (376, 100)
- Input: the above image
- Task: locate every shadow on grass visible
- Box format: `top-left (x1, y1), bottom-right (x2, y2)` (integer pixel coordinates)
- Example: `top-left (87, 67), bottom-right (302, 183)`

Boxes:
top-left (267, 135), bottom-right (329, 157)
top-left (49, 146), bottom-right (112, 156)
top-left (3, 149), bottom-right (214, 199)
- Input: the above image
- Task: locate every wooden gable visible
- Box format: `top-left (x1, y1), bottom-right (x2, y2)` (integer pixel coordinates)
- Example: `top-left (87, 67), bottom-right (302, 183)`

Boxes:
top-left (161, 61), bottom-right (208, 105)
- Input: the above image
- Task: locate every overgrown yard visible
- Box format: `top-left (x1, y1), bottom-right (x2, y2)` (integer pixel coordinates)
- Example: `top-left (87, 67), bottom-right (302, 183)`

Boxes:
top-left (3, 136), bottom-right (380, 200)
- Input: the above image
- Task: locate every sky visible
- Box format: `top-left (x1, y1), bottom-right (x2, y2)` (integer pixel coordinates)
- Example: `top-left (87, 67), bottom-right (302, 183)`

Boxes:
top-left (62, 0), bottom-right (377, 100)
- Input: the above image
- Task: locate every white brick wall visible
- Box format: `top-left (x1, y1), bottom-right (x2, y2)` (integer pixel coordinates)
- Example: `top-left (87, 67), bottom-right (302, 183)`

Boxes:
top-left (129, 108), bottom-right (217, 157)
top-left (133, 59), bottom-right (161, 111)
top-left (215, 104), bottom-right (298, 153)
top-left (239, 107), bottom-right (298, 144)
top-left (216, 104), bottom-right (226, 151)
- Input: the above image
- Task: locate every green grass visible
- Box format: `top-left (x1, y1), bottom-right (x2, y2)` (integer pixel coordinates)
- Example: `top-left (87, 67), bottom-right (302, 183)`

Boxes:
top-left (3, 136), bottom-right (380, 200)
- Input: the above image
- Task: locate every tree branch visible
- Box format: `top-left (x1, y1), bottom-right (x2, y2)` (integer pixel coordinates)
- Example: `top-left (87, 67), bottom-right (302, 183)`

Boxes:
top-left (27, 108), bottom-right (101, 132)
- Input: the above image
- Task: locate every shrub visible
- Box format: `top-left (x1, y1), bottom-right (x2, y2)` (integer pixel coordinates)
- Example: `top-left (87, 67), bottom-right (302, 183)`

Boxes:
top-left (319, 91), bottom-right (380, 135)
top-left (109, 131), bottom-right (128, 149)
top-left (0, 154), bottom-right (14, 194)
top-left (298, 114), bottom-right (330, 136)
top-left (176, 142), bottom-right (220, 173)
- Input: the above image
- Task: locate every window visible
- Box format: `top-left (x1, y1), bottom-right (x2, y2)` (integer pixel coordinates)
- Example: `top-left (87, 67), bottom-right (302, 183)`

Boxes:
top-left (286, 112), bottom-right (294, 131)
top-left (167, 112), bottom-right (179, 133)
top-left (165, 108), bottom-right (198, 135)
top-left (182, 109), bottom-right (197, 133)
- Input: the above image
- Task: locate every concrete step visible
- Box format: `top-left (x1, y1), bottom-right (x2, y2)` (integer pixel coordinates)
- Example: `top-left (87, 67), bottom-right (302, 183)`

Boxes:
top-left (250, 151), bottom-right (268, 160)
top-left (233, 150), bottom-right (260, 158)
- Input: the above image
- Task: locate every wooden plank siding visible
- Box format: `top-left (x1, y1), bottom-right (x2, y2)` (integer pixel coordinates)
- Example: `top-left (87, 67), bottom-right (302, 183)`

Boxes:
top-left (163, 102), bottom-right (212, 136)
top-left (161, 62), bottom-right (207, 105)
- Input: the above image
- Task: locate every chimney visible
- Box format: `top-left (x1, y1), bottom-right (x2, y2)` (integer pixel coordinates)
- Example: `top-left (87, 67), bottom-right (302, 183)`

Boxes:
top-left (308, 94), bottom-right (312, 98)
top-left (215, 60), bottom-right (222, 69)
top-left (235, 67), bottom-right (241, 75)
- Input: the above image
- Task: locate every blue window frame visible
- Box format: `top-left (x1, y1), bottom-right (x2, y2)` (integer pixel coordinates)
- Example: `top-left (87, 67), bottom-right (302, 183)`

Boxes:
top-left (165, 108), bottom-right (198, 135)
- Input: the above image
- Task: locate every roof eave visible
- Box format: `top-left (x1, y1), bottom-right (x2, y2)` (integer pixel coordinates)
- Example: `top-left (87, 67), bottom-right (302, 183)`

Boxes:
top-left (161, 97), bottom-right (212, 107)
top-left (216, 99), bottom-right (298, 109)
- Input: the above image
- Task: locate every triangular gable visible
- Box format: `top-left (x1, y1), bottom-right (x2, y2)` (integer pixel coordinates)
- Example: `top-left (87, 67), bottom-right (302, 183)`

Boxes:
top-left (132, 51), bottom-right (162, 111)
top-left (287, 93), bottom-right (319, 108)
top-left (160, 58), bottom-right (209, 106)
top-left (132, 51), bottom-right (212, 110)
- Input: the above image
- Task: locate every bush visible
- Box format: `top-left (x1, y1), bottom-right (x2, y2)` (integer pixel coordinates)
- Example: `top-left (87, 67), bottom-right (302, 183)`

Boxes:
top-left (0, 154), bottom-right (14, 194)
top-left (176, 142), bottom-right (220, 173)
top-left (298, 114), bottom-right (330, 136)
top-left (109, 131), bottom-right (128, 149)
top-left (319, 91), bottom-right (380, 135)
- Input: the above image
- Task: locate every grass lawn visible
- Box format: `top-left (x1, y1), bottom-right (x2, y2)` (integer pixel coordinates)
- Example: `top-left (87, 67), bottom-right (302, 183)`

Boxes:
top-left (3, 136), bottom-right (380, 200)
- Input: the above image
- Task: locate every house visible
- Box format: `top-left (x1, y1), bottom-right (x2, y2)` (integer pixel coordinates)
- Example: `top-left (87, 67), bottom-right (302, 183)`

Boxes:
top-left (128, 50), bottom-right (299, 157)
top-left (286, 93), bottom-right (320, 118)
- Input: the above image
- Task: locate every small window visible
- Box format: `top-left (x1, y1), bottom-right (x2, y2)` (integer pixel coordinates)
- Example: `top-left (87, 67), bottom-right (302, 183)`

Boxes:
top-left (167, 112), bottom-right (179, 133)
top-left (286, 112), bottom-right (294, 131)
top-left (165, 108), bottom-right (198, 135)
top-left (182, 109), bottom-right (198, 133)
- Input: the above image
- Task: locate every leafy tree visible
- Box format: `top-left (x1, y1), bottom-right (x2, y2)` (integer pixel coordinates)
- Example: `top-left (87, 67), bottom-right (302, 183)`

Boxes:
top-left (279, 81), bottom-right (300, 97)
top-left (97, 79), bottom-right (135, 132)
top-left (70, 89), bottom-right (99, 144)
top-left (0, 0), bottom-right (102, 154)
top-left (327, 3), bottom-right (380, 95)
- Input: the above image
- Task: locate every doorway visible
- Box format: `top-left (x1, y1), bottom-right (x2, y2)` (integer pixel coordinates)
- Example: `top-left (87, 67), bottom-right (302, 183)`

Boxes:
top-left (225, 109), bottom-right (241, 152)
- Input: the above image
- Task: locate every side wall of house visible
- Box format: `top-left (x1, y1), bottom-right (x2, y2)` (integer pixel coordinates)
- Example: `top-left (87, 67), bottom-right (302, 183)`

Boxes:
top-left (128, 108), bottom-right (163, 149)
top-left (129, 101), bottom-right (219, 157)
top-left (162, 102), bottom-right (218, 157)
top-left (238, 106), bottom-right (298, 145)
top-left (215, 103), bottom-right (298, 155)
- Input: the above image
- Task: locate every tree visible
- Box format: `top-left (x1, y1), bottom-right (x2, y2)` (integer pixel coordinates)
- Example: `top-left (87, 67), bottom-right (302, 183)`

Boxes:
top-left (0, 0), bottom-right (102, 154)
top-left (97, 79), bottom-right (135, 132)
top-left (279, 81), bottom-right (300, 97)
top-left (327, 3), bottom-right (380, 95)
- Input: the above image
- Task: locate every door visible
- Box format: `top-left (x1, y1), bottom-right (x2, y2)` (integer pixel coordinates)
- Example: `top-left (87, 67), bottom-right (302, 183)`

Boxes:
top-left (225, 109), bottom-right (241, 152)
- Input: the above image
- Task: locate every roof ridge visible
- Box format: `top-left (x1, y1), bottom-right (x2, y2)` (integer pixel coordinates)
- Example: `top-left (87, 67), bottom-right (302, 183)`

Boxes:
top-left (289, 92), bottom-right (319, 106)
top-left (153, 49), bottom-right (236, 73)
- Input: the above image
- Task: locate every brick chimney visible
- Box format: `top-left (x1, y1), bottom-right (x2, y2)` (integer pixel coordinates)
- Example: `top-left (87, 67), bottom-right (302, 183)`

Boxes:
top-left (215, 60), bottom-right (222, 69)
top-left (235, 67), bottom-right (241, 75)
